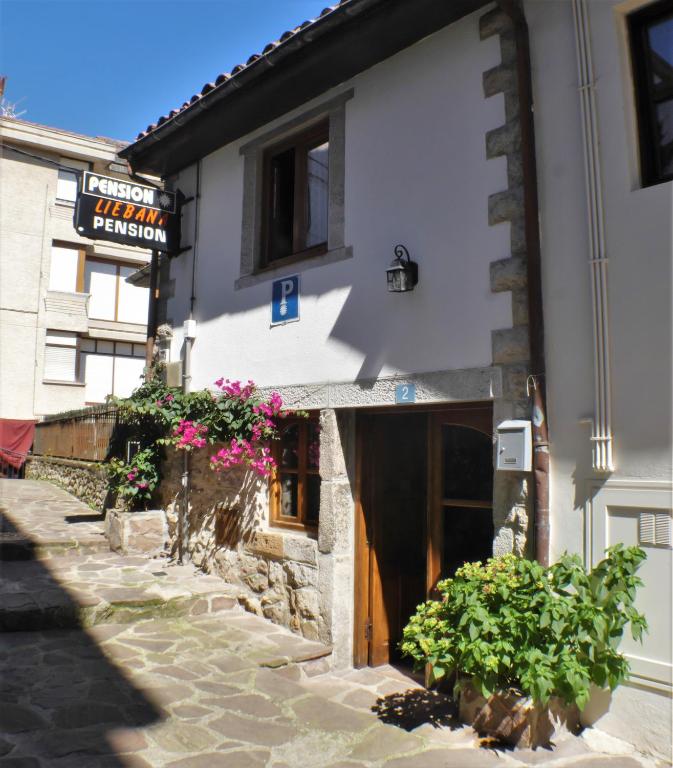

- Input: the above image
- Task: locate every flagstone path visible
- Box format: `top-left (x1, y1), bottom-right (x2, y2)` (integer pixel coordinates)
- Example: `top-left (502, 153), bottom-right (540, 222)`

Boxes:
top-left (0, 481), bottom-right (661, 767)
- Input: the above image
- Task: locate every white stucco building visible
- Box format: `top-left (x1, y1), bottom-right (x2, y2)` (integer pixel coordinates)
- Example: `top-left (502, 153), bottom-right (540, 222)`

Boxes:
top-left (120, 0), bottom-right (671, 759)
top-left (0, 118), bottom-right (150, 420)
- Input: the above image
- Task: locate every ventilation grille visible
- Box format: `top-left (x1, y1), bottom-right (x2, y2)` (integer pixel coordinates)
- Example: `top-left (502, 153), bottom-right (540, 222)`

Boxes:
top-left (639, 510), bottom-right (672, 548)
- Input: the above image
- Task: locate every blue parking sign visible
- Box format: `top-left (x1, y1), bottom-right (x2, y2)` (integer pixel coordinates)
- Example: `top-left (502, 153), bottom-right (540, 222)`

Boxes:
top-left (271, 275), bottom-right (300, 325)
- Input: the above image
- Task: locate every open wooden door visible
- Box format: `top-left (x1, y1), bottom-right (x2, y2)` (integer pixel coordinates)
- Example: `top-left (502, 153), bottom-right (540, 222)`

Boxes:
top-left (427, 406), bottom-right (494, 595)
top-left (354, 412), bottom-right (427, 667)
top-left (355, 403), bottom-right (494, 668)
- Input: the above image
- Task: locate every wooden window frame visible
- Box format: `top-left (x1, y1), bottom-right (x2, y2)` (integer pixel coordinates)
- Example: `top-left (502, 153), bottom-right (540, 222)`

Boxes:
top-left (269, 415), bottom-right (320, 531)
top-left (50, 241), bottom-right (86, 293)
top-left (85, 257), bottom-right (145, 323)
top-left (79, 339), bottom-right (146, 404)
top-left (260, 121), bottom-right (329, 270)
top-left (629, 0), bottom-right (673, 186)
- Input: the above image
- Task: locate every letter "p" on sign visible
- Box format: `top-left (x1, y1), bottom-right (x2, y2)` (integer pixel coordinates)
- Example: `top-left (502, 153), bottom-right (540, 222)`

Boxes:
top-left (271, 275), bottom-right (300, 325)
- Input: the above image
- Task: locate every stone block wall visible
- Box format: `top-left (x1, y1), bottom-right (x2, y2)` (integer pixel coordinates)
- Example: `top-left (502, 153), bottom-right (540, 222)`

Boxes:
top-left (482, 4), bottom-right (534, 558)
top-left (25, 456), bottom-right (112, 511)
top-left (155, 413), bottom-right (353, 651)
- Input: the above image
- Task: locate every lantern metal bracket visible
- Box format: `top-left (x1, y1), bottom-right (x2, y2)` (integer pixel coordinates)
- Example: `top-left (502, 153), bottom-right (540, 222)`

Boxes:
top-left (386, 244), bottom-right (419, 292)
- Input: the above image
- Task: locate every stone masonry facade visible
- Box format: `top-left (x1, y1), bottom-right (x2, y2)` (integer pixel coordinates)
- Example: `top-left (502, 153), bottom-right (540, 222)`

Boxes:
top-left (482, 4), bottom-right (534, 559)
top-left (25, 456), bottom-right (111, 512)
top-left (155, 409), bottom-right (354, 666)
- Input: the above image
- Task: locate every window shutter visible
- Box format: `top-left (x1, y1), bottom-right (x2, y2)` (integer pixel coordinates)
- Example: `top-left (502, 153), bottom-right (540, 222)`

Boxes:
top-left (49, 246), bottom-right (79, 292)
top-left (56, 169), bottom-right (78, 203)
top-left (44, 345), bottom-right (77, 382)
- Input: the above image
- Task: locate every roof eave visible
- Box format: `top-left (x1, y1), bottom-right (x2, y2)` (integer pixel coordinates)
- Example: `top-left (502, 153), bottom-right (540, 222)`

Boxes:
top-left (121, 0), bottom-right (490, 176)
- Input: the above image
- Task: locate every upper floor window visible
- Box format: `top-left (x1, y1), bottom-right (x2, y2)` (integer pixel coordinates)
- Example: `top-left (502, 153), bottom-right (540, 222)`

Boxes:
top-left (56, 169), bottom-right (78, 203)
top-left (44, 330), bottom-right (78, 383)
top-left (85, 259), bottom-right (149, 324)
top-left (55, 158), bottom-right (89, 204)
top-left (80, 338), bottom-right (146, 403)
top-left (630, 0), bottom-right (673, 186)
top-left (270, 415), bottom-right (321, 531)
top-left (49, 243), bottom-right (83, 293)
top-left (237, 91), bottom-right (351, 287)
top-left (262, 122), bottom-right (329, 266)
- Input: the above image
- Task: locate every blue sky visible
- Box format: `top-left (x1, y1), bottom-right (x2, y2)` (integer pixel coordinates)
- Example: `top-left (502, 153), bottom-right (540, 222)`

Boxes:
top-left (0, 0), bottom-right (331, 142)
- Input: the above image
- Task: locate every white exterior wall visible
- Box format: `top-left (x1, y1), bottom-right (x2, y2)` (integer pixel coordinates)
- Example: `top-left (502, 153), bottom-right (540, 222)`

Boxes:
top-left (528, 0), bottom-right (672, 760)
top-left (166, 11), bottom-right (512, 389)
top-left (0, 119), bottom-right (151, 419)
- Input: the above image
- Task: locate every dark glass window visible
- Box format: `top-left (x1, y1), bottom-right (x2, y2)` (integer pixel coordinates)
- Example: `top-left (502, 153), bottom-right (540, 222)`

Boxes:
top-left (271, 415), bottom-right (321, 530)
top-left (441, 425), bottom-right (494, 503)
top-left (262, 123), bottom-right (329, 264)
top-left (630, 0), bottom-right (673, 185)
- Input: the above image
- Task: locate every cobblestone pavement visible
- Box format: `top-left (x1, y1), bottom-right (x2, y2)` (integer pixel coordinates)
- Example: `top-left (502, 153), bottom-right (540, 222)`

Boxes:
top-left (0, 481), bottom-right (662, 768)
top-left (0, 480), bottom-right (109, 557)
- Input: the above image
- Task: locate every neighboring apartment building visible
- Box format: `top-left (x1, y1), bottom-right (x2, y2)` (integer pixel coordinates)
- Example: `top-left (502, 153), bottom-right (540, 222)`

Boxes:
top-left (120, 0), bottom-right (671, 759)
top-left (0, 118), bottom-right (150, 419)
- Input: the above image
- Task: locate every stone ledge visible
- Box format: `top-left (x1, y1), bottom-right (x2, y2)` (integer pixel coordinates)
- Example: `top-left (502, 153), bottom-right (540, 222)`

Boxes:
top-left (492, 326), bottom-right (530, 365)
top-left (105, 509), bottom-right (168, 556)
top-left (483, 64), bottom-right (517, 98)
top-left (244, 530), bottom-right (318, 566)
top-left (490, 257), bottom-right (527, 293)
top-left (479, 7), bottom-right (512, 41)
top-left (26, 455), bottom-right (106, 474)
top-left (488, 188), bottom-right (524, 226)
top-left (259, 366), bottom-right (503, 411)
top-left (486, 120), bottom-right (521, 159)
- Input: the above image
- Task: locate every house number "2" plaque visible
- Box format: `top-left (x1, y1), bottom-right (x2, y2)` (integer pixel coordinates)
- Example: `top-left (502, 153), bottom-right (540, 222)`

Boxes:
top-left (395, 384), bottom-right (416, 404)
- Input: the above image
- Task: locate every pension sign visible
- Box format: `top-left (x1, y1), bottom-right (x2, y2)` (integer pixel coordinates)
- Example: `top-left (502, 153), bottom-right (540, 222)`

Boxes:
top-left (74, 172), bottom-right (180, 251)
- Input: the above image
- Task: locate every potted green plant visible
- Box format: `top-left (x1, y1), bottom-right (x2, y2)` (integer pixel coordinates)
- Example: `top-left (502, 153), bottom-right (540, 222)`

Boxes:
top-left (400, 546), bottom-right (647, 748)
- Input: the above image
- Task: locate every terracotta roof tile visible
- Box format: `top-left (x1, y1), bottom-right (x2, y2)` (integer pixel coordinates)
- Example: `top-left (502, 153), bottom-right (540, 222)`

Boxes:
top-left (134, 3), bottom-right (347, 141)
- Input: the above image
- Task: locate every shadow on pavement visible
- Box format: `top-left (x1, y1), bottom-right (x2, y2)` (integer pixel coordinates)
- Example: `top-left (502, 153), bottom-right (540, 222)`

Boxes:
top-left (372, 688), bottom-right (459, 731)
top-left (64, 513), bottom-right (106, 524)
top-left (0, 510), bottom-right (162, 767)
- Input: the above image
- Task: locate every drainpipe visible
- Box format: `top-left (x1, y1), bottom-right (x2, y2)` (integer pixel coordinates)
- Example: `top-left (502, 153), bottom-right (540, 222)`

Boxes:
top-left (495, 0), bottom-right (550, 566)
top-left (571, 0), bottom-right (614, 474)
top-left (179, 160), bottom-right (201, 564)
top-left (145, 250), bottom-right (159, 379)
top-left (180, 318), bottom-right (195, 564)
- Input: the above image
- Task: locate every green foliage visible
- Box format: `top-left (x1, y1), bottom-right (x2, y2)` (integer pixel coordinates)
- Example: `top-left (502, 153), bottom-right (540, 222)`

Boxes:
top-left (106, 447), bottom-right (160, 506)
top-left (106, 376), bottom-right (296, 507)
top-left (400, 546), bottom-right (648, 709)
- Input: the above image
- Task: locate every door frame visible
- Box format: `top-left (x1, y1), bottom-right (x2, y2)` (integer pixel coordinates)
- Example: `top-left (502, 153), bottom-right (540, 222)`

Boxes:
top-left (353, 401), bottom-right (493, 667)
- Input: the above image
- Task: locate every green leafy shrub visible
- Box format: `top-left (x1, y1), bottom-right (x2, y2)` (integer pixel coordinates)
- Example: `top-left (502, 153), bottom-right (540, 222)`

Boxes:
top-left (400, 546), bottom-right (647, 709)
top-left (106, 447), bottom-right (160, 507)
top-left (106, 376), bottom-right (301, 508)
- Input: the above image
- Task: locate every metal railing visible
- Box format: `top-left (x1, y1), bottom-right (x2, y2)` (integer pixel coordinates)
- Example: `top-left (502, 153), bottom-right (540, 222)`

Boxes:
top-left (32, 406), bottom-right (119, 462)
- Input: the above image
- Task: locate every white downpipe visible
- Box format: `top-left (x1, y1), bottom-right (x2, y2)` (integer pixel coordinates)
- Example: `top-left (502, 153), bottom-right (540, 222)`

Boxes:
top-left (572, 0), bottom-right (614, 472)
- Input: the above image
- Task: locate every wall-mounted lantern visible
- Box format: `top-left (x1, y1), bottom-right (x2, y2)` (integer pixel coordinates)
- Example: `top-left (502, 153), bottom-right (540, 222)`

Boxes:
top-left (386, 244), bottom-right (419, 293)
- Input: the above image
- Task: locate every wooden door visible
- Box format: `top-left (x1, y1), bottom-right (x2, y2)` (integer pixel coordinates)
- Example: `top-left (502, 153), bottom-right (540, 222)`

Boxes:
top-left (354, 412), bottom-right (427, 667)
top-left (354, 403), bottom-right (494, 667)
top-left (427, 405), bottom-right (494, 592)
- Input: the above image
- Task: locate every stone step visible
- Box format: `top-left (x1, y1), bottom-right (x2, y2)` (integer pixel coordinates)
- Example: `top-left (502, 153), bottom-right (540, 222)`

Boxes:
top-left (0, 532), bottom-right (110, 561)
top-left (0, 555), bottom-right (241, 633)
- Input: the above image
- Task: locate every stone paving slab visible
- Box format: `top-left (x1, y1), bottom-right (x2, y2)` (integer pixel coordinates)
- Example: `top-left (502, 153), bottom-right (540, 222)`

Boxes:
top-left (0, 552), bottom-right (274, 632)
top-left (0, 481), bottom-right (663, 768)
top-left (0, 479), bottom-right (109, 559)
top-left (0, 614), bottom-right (662, 768)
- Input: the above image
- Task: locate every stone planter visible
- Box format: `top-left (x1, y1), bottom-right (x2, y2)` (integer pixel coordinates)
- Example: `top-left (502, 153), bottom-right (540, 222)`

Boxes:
top-left (458, 681), bottom-right (580, 749)
top-left (105, 509), bottom-right (168, 556)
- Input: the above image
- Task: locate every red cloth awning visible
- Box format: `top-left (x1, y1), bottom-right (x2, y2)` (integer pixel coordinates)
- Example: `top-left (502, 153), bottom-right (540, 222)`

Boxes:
top-left (0, 419), bottom-right (36, 469)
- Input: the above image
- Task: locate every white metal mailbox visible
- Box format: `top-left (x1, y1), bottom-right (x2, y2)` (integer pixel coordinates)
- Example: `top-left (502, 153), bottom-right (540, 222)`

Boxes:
top-left (496, 420), bottom-right (532, 472)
